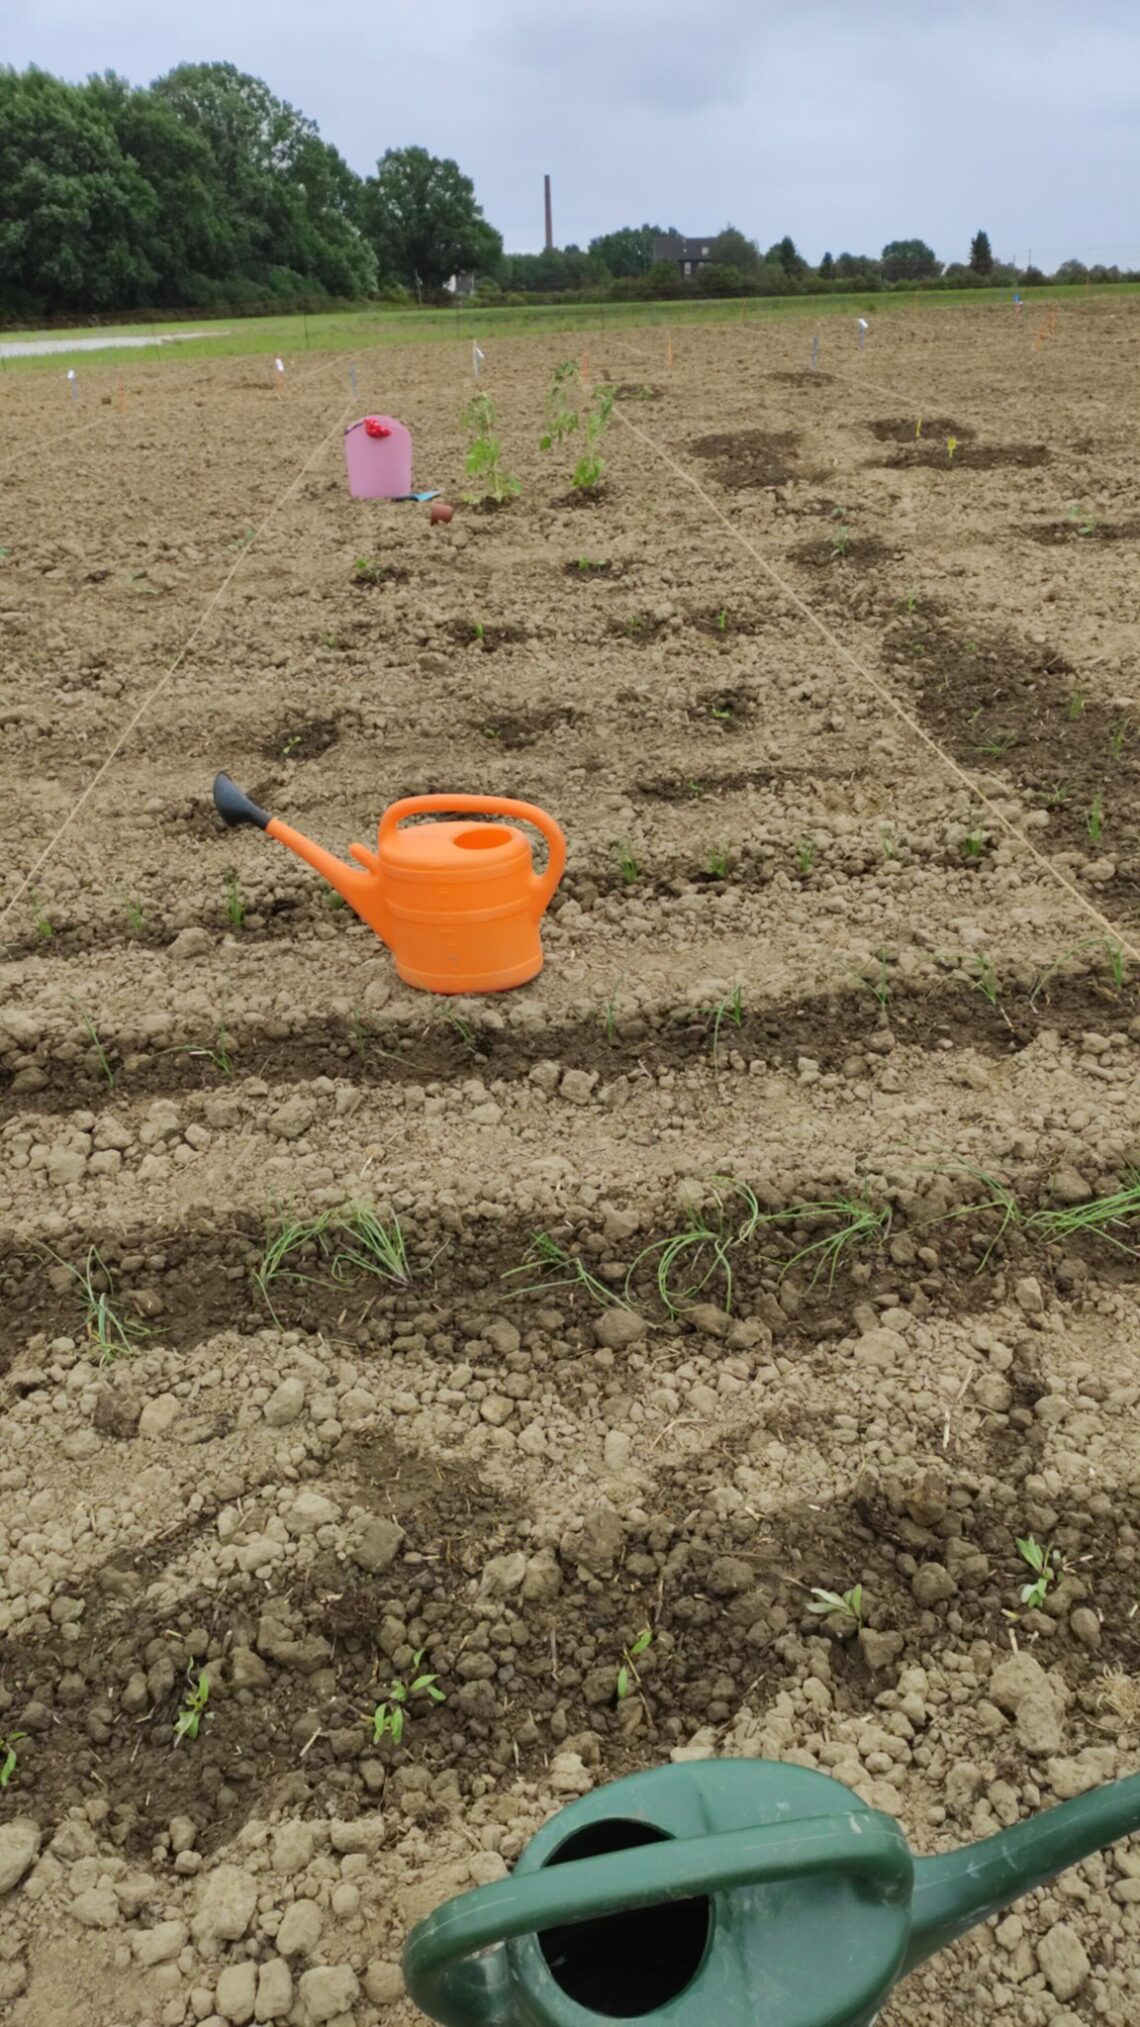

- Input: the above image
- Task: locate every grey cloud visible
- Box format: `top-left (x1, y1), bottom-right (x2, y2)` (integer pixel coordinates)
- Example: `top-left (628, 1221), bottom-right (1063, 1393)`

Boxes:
top-left (8, 0), bottom-right (1140, 262)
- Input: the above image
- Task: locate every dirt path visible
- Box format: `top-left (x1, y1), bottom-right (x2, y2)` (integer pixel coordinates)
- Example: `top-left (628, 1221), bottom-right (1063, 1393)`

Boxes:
top-left (2, 304), bottom-right (1140, 2025)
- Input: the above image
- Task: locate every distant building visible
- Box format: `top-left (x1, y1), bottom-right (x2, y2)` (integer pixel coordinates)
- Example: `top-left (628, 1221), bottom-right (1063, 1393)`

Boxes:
top-left (447, 272), bottom-right (477, 297)
top-left (653, 234), bottom-right (718, 278)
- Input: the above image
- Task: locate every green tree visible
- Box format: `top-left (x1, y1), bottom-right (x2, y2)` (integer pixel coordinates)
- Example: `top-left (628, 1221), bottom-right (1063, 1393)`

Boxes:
top-left (1054, 257), bottom-right (1088, 283)
top-left (151, 62), bottom-right (374, 297)
top-left (766, 235), bottom-right (806, 276)
top-left (710, 226), bottom-right (760, 273)
top-left (588, 223), bottom-right (672, 277)
top-left (85, 72), bottom-right (232, 303)
top-left (969, 229), bottom-right (993, 275)
top-left (363, 146), bottom-right (501, 293)
top-left (880, 238), bottom-right (941, 281)
top-left (0, 67), bottom-right (159, 313)
top-left (835, 251), bottom-right (881, 280)
top-left (819, 250), bottom-right (835, 278)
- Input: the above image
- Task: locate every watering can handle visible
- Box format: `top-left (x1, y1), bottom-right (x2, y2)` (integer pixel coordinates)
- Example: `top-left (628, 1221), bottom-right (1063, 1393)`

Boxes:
top-left (404, 1811), bottom-right (912, 2026)
top-left (378, 795), bottom-right (567, 914)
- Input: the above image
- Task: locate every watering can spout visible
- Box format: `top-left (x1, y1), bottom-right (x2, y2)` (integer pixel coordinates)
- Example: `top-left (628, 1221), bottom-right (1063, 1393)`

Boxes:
top-left (907, 1771), bottom-right (1140, 1974)
top-left (212, 774), bottom-right (380, 934)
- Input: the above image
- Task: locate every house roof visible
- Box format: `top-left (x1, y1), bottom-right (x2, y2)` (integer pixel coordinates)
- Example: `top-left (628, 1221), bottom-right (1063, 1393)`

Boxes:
top-left (653, 234), bottom-right (718, 263)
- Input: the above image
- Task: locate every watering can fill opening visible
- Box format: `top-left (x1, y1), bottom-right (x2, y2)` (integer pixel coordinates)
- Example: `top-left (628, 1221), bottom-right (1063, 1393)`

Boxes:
top-left (539, 1819), bottom-right (710, 2017)
top-left (455, 825), bottom-right (514, 852)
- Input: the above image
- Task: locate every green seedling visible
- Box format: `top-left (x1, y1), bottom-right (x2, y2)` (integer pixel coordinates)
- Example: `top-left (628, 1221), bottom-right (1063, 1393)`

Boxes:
top-left (830, 508), bottom-right (851, 558)
top-left (707, 984), bottom-right (744, 1066)
top-left (1038, 780), bottom-right (1072, 810)
top-left (573, 390), bottom-right (615, 492)
top-left (1067, 689), bottom-right (1085, 720)
top-left (73, 1006), bottom-right (116, 1089)
top-left (1109, 721), bottom-right (1128, 760)
top-left (0, 1732), bottom-right (26, 1789)
top-left (764, 1196), bottom-right (891, 1292)
top-left (710, 703), bottom-right (733, 721)
top-left (348, 1009), bottom-right (402, 1064)
top-left (174, 1669), bottom-right (209, 1746)
top-left (974, 955), bottom-right (999, 1006)
top-left (715, 608), bottom-right (728, 633)
top-left (171, 1005), bottom-right (235, 1079)
top-left (976, 732), bottom-right (1017, 759)
top-left (1027, 1174), bottom-right (1140, 1257)
top-left (352, 556), bottom-right (377, 584)
top-left (1087, 793), bottom-right (1104, 842)
top-left (29, 890), bottom-right (53, 941)
top-left (256, 1204), bottom-right (410, 1314)
top-left (807, 1585), bottom-right (864, 1629)
top-left (616, 1628), bottom-right (653, 1702)
top-left (706, 847), bottom-right (730, 879)
top-left (961, 829), bottom-right (985, 861)
top-left (123, 897), bottom-right (145, 935)
top-left (1105, 939), bottom-right (1127, 990)
top-left (616, 843), bottom-right (639, 885)
top-left (1066, 504), bottom-right (1097, 536)
top-left (281, 733), bottom-right (302, 759)
top-left (505, 1232), bottom-right (628, 1310)
top-left (626, 1178), bottom-right (760, 1317)
top-left (1013, 1536), bottom-right (1057, 1613)
top-left (687, 778), bottom-right (705, 799)
top-left (946, 435), bottom-right (958, 462)
top-left (797, 838), bottom-right (816, 874)
top-left (602, 992), bottom-right (618, 1042)
top-left (541, 360), bottom-right (579, 452)
top-left (919, 1157), bottom-right (1024, 1272)
top-left (577, 557), bottom-right (604, 573)
top-left (446, 1012), bottom-right (479, 1055)
top-left (462, 392), bottom-right (520, 504)
top-left (372, 1651), bottom-right (445, 1746)
top-left (46, 1245), bottom-right (150, 1366)
top-left (224, 871), bottom-right (245, 929)
top-left (862, 954), bottom-right (890, 1010)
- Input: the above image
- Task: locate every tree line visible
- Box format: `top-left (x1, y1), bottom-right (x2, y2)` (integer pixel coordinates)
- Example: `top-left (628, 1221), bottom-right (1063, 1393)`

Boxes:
top-left (0, 63), bottom-right (500, 316)
top-left (0, 63), bottom-right (1128, 319)
top-left (494, 226), bottom-right (1132, 303)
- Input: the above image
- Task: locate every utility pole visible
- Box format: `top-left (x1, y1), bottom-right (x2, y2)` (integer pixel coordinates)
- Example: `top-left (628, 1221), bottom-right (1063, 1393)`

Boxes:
top-left (544, 174), bottom-right (553, 251)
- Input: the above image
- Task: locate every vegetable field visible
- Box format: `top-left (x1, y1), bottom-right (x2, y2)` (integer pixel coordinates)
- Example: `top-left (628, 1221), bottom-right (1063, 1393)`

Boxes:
top-left (2, 301), bottom-right (1140, 2026)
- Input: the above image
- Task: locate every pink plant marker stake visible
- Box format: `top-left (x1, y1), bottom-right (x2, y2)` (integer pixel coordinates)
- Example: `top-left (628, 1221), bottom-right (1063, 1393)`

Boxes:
top-left (344, 415), bottom-right (413, 499)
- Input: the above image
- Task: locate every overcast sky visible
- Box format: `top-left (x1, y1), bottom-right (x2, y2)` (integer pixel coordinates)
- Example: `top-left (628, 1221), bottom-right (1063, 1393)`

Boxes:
top-left (10, 0), bottom-right (1140, 266)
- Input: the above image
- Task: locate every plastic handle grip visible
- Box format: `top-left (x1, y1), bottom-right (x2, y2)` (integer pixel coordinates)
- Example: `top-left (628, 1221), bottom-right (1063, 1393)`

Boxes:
top-left (404, 1812), bottom-right (912, 2024)
top-left (379, 795), bottom-right (567, 914)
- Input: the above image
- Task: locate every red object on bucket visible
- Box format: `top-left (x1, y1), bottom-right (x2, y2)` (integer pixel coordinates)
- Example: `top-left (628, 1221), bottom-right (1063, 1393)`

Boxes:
top-left (364, 417), bottom-right (391, 439)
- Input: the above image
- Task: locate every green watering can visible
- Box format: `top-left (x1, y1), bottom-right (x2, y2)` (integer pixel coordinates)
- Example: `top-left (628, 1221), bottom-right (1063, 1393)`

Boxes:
top-left (404, 1758), bottom-right (1140, 2026)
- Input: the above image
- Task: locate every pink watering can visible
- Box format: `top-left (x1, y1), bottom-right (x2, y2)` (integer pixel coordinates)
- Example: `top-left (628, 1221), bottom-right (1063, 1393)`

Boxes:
top-left (344, 415), bottom-right (413, 498)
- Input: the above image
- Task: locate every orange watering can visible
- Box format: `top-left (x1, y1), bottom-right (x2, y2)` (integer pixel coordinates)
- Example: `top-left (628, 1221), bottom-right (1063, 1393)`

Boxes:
top-left (213, 776), bottom-right (566, 994)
